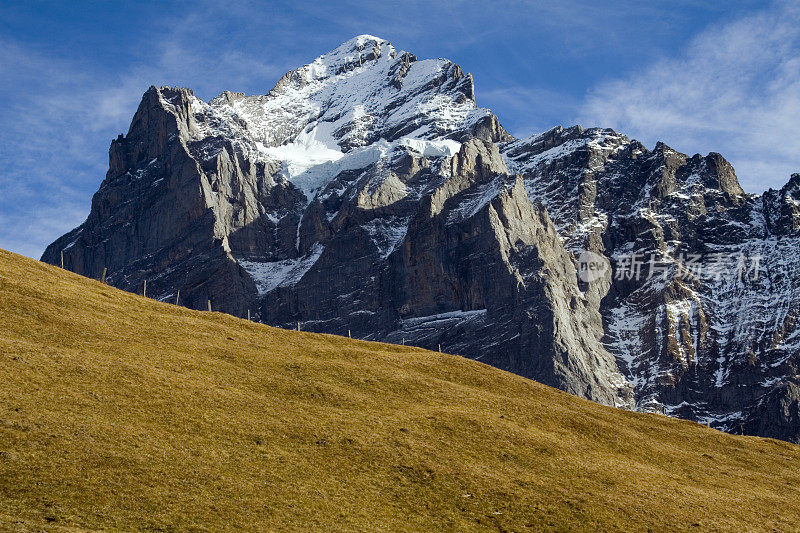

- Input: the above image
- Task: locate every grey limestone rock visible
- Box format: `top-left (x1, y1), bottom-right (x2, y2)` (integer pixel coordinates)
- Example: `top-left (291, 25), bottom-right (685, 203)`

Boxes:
top-left (42, 35), bottom-right (800, 442)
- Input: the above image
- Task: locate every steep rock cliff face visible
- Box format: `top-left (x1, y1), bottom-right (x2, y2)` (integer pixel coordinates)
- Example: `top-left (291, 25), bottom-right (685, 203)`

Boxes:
top-left (503, 126), bottom-right (800, 439)
top-left (42, 35), bottom-right (799, 441)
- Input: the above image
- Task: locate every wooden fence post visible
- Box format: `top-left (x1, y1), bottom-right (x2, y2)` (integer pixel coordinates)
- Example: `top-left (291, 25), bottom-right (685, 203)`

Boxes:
top-left (101, 267), bottom-right (107, 284)
top-left (60, 250), bottom-right (64, 269)
top-left (296, 322), bottom-right (300, 331)
top-left (348, 329), bottom-right (351, 338)
top-left (207, 300), bottom-right (212, 312)
top-left (438, 344), bottom-right (441, 353)
top-left (175, 290), bottom-right (180, 306)
top-left (142, 279), bottom-right (147, 298)
top-left (247, 309), bottom-right (250, 321)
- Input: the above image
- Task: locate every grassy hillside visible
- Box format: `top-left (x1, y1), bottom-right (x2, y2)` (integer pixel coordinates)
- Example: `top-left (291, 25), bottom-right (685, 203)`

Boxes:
top-left (1, 249), bottom-right (799, 532)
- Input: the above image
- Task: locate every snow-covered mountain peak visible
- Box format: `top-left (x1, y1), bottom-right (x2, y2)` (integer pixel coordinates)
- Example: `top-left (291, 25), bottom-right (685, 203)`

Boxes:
top-left (304, 34), bottom-right (395, 81)
top-left (201, 35), bottom-right (488, 146)
top-left (46, 36), bottom-right (800, 444)
top-left (167, 36), bottom-right (500, 203)
top-left (264, 35), bottom-right (397, 95)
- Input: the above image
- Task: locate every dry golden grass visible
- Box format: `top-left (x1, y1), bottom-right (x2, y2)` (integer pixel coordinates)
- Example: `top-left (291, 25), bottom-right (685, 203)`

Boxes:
top-left (0, 248), bottom-right (799, 532)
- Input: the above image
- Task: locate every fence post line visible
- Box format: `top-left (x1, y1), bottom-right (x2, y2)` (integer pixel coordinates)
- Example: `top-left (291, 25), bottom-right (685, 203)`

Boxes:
top-left (142, 279), bottom-right (146, 298)
top-left (101, 267), bottom-right (107, 284)
top-left (296, 321), bottom-right (300, 331)
top-left (60, 250), bottom-right (64, 269)
top-left (175, 290), bottom-right (180, 306)
top-left (207, 299), bottom-right (212, 312)
top-left (247, 309), bottom-right (250, 321)
top-left (348, 329), bottom-right (351, 338)
top-left (438, 344), bottom-right (441, 353)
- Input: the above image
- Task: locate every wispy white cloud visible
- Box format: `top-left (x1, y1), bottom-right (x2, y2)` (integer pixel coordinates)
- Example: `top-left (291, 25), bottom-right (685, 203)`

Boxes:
top-left (579, 0), bottom-right (800, 192)
top-left (0, 203), bottom-right (88, 259)
top-left (0, 7), bottom-right (289, 259)
top-left (0, 39), bottom-right (148, 260)
top-left (2, 1), bottom-right (797, 260)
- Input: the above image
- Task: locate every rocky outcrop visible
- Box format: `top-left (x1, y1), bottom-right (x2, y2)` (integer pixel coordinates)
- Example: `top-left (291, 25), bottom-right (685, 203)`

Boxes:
top-left (503, 125), bottom-right (800, 437)
top-left (42, 35), bottom-right (800, 442)
top-left (763, 173), bottom-right (800, 235)
top-left (741, 382), bottom-right (800, 443)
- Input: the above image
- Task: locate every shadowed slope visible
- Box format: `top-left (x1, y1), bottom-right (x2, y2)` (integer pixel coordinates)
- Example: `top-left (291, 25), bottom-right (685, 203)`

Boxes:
top-left (1, 248), bottom-right (799, 531)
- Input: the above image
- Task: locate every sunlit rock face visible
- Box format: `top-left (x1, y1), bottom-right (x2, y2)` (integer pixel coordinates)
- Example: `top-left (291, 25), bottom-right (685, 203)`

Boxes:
top-left (43, 35), bottom-right (800, 442)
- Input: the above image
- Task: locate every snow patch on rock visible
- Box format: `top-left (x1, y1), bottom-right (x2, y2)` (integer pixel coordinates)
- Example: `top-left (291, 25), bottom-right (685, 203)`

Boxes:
top-left (238, 244), bottom-right (324, 295)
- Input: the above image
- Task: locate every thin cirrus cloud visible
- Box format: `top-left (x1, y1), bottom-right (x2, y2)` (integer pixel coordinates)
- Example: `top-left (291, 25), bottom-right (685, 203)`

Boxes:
top-left (1, 1), bottom-right (797, 259)
top-left (0, 40), bottom-right (116, 259)
top-left (579, 1), bottom-right (800, 193)
top-left (0, 25), bottom-right (287, 259)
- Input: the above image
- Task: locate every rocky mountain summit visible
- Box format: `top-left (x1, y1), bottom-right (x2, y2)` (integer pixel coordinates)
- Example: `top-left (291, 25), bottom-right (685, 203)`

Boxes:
top-left (43, 35), bottom-right (800, 442)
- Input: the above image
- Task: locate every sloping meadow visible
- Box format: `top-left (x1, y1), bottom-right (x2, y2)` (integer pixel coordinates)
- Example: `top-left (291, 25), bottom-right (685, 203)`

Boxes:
top-left (1, 248), bottom-right (799, 531)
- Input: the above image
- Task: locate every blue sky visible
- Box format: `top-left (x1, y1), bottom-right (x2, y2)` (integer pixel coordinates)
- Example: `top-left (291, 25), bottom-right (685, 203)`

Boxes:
top-left (1, 0), bottom-right (798, 258)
